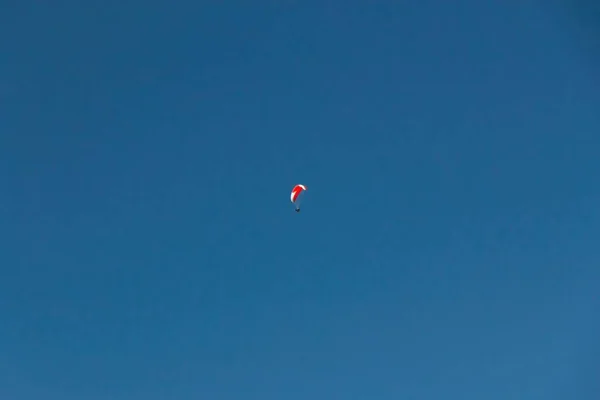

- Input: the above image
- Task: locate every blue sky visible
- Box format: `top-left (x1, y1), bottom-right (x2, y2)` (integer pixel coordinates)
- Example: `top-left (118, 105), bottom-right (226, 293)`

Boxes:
top-left (1, 1), bottom-right (599, 399)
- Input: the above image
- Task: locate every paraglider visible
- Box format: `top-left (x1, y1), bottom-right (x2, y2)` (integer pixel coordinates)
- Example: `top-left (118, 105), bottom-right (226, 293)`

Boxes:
top-left (290, 184), bottom-right (307, 212)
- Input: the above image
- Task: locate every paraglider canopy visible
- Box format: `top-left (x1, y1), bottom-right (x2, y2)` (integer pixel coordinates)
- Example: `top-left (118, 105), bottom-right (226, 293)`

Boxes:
top-left (290, 184), bottom-right (307, 212)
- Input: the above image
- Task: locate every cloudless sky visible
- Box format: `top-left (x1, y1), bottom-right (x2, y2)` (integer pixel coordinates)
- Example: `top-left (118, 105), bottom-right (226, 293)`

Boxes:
top-left (1, 1), bottom-right (599, 399)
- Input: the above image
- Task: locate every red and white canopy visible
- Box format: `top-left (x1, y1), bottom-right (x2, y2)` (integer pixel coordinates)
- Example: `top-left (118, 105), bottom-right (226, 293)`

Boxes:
top-left (290, 184), bottom-right (307, 203)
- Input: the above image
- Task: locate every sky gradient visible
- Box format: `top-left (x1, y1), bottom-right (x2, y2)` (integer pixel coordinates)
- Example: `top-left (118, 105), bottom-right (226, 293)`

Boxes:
top-left (1, 1), bottom-right (599, 399)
